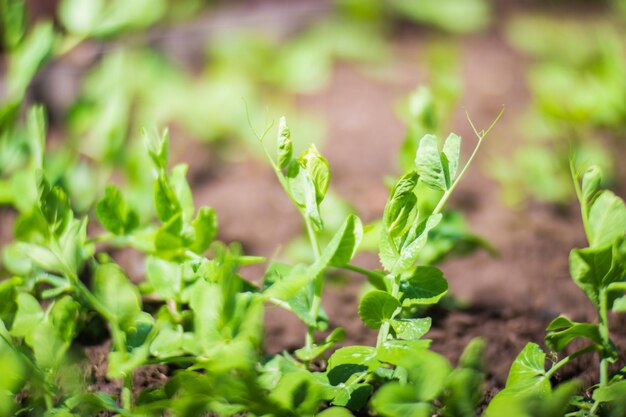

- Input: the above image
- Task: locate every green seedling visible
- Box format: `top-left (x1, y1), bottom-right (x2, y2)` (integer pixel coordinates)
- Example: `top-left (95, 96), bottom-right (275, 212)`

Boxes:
top-left (486, 163), bottom-right (626, 416)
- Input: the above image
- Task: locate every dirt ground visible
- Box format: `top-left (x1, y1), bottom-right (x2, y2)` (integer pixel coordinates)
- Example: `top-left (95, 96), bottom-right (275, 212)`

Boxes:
top-left (4, 0), bottom-right (626, 408)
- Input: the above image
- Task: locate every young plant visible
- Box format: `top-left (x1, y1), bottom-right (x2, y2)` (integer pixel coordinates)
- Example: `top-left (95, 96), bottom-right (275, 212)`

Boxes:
top-left (486, 163), bottom-right (626, 416)
top-left (296, 113), bottom-right (496, 414)
top-left (257, 117), bottom-right (361, 352)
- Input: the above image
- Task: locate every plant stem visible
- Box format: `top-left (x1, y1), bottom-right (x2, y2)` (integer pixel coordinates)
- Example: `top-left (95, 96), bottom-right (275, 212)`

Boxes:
top-left (589, 289), bottom-right (611, 415)
top-left (545, 345), bottom-right (597, 379)
top-left (376, 275), bottom-right (400, 348)
top-left (304, 216), bottom-right (322, 350)
top-left (304, 217), bottom-right (322, 260)
top-left (257, 134), bottom-right (326, 352)
top-left (570, 161), bottom-right (592, 243)
top-left (342, 264), bottom-right (386, 282)
top-left (122, 375), bottom-right (133, 410)
top-left (598, 288), bottom-right (609, 388)
top-left (433, 108), bottom-right (504, 216)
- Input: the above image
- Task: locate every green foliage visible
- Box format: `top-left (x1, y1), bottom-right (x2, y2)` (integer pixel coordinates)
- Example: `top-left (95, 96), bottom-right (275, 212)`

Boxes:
top-left (487, 164), bottom-right (626, 416)
top-left (359, 290), bottom-right (400, 329)
top-left (3, 1), bottom-right (625, 413)
top-left (491, 14), bottom-right (624, 205)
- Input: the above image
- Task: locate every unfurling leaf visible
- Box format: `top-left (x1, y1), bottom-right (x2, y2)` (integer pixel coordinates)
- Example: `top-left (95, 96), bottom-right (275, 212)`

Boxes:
top-left (383, 171), bottom-right (418, 238)
top-left (144, 128), bottom-right (169, 170)
top-left (189, 207), bottom-right (218, 254)
top-left (587, 190), bottom-right (626, 248)
top-left (545, 315), bottom-right (603, 352)
top-left (581, 165), bottom-right (601, 203)
top-left (325, 214), bottom-right (363, 267)
top-left (154, 172), bottom-right (181, 223)
top-left (442, 133), bottom-right (461, 186)
top-left (277, 116), bottom-right (293, 169)
top-left (415, 134), bottom-right (446, 191)
top-left (301, 144), bottom-right (330, 204)
top-left (96, 185), bottom-right (139, 235)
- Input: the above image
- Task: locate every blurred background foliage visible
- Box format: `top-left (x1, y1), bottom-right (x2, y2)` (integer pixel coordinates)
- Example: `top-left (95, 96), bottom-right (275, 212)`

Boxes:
top-left (1, 0), bottom-right (625, 229)
top-left (0, 0), bottom-right (492, 217)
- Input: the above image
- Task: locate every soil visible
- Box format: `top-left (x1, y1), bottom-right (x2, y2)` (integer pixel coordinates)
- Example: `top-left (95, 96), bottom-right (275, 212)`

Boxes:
top-left (3, 0), bottom-right (626, 411)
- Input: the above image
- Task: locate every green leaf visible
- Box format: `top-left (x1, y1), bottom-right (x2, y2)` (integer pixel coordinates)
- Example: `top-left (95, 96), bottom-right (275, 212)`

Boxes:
top-left (408, 86), bottom-right (436, 129)
top-left (442, 133), bottom-right (461, 187)
top-left (40, 182), bottom-right (71, 238)
top-left (170, 164), bottom-right (195, 222)
top-left (8, 22), bottom-right (54, 99)
top-left (188, 206), bottom-right (218, 254)
top-left (1, 0), bottom-right (26, 50)
top-left (59, 0), bottom-right (104, 35)
top-left (581, 165), bottom-right (601, 203)
top-left (593, 379), bottom-right (626, 402)
top-left (93, 263), bottom-right (142, 323)
top-left (316, 406), bottom-right (355, 417)
top-left (145, 256), bottom-right (182, 300)
top-left (30, 317), bottom-right (67, 369)
top-left (150, 326), bottom-right (187, 358)
top-left (486, 381), bottom-right (579, 417)
top-left (277, 116), bottom-right (293, 169)
top-left (1, 243), bottom-right (32, 276)
top-left (593, 379), bottom-right (626, 415)
top-left (189, 280), bottom-right (222, 348)
top-left (13, 242), bottom-right (60, 274)
top-left (390, 318), bottom-right (431, 340)
top-left (327, 346), bottom-right (378, 385)
top-left (301, 144), bottom-right (330, 204)
top-left (154, 213), bottom-right (186, 253)
top-left (14, 208), bottom-right (49, 244)
top-left (400, 266), bottom-right (448, 306)
top-left (587, 190), bottom-right (626, 248)
top-left (144, 128), bottom-right (169, 170)
top-left (403, 349), bottom-right (452, 401)
top-left (569, 243), bottom-right (624, 307)
top-left (154, 172), bottom-right (181, 223)
top-left (415, 134), bottom-right (446, 191)
top-left (358, 290), bottom-right (400, 329)
top-left (0, 278), bottom-right (19, 329)
top-left (332, 383), bottom-right (372, 410)
top-left (484, 343), bottom-right (554, 417)
top-left (286, 160), bottom-right (323, 230)
top-left (295, 328), bottom-right (345, 361)
top-left (545, 315), bottom-right (603, 352)
top-left (325, 214), bottom-right (363, 267)
top-left (27, 105), bottom-right (46, 169)
top-left (613, 295), bottom-right (626, 313)
top-left (458, 337), bottom-right (486, 372)
top-left (376, 339), bottom-right (431, 366)
top-left (442, 367), bottom-right (484, 417)
top-left (10, 292), bottom-right (44, 340)
top-left (95, 185), bottom-right (139, 235)
top-left (371, 383), bottom-right (431, 417)
top-left (384, 214), bottom-right (443, 275)
top-left (270, 371), bottom-right (322, 415)
top-left (504, 343), bottom-right (550, 396)
top-left (383, 171), bottom-right (419, 237)
top-left (108, 346), bottom-right (150, 379)
top-left (263, 264), bottom-right (315, 303)
top-left (49, 296), bottom-right (80, 343)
